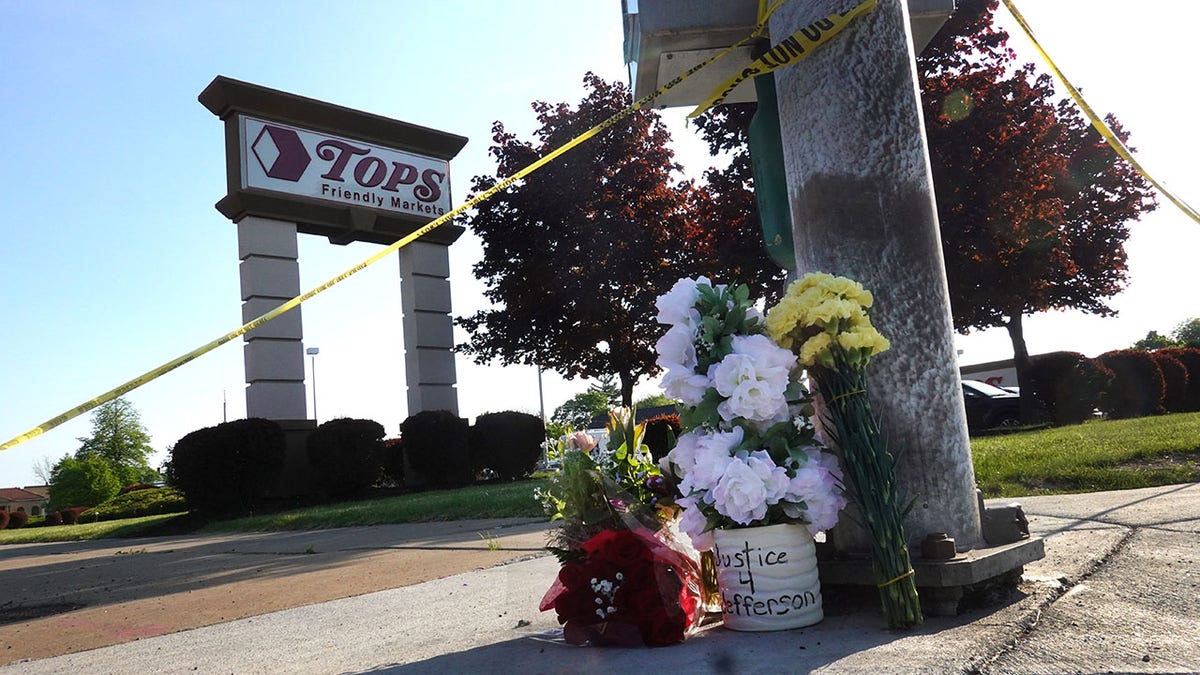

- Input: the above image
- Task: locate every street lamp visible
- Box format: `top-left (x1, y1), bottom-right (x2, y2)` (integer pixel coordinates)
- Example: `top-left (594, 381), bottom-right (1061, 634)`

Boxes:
top-left (306, 347), bottom-right (320, 422)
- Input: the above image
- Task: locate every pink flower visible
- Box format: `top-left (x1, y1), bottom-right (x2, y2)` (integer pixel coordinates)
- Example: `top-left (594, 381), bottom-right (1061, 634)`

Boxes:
top-left (568, 431), bottom-right (597, 452)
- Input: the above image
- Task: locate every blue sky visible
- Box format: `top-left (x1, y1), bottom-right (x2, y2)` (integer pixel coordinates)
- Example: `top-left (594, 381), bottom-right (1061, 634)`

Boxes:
top-left (2, 1), bottom-right (1198, 487)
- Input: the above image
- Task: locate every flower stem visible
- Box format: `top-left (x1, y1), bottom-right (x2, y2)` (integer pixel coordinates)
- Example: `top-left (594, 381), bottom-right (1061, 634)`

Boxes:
top-left (816, 364), bottom-right (923, 629)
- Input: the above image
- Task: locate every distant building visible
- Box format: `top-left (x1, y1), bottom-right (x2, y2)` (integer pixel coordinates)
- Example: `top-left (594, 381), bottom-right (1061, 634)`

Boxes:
top-left (960, 358), bottom-right (1019, 389)
top-left (0, 487), bottom-right (49, 517)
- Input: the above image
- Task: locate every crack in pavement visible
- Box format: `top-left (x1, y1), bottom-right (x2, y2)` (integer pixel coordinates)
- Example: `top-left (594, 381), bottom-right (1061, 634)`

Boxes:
top-left (964, 525), bottom-right (1138, 674)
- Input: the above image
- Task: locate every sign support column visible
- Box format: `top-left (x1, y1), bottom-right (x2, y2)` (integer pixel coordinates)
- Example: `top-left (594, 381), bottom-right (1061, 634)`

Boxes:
top-left (237, 216), bottom-right (308, 420)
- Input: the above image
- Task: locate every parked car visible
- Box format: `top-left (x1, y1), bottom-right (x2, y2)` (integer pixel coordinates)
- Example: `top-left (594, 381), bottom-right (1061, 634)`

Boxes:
top-left (961, 379), bottom-right (1022, 432)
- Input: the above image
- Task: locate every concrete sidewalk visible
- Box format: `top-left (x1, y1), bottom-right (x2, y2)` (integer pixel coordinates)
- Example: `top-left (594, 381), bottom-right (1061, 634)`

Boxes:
top-left (4, 483), bottom-right (1197, 673)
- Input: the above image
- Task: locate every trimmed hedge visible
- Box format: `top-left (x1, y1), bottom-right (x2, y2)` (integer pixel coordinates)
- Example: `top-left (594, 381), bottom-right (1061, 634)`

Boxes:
top-left (306, 418), bottom-right (385, 497)
top-left (43, 511), bottom-right (63, 526)
top-left (1158, 347), bottom-right (1200, 411)
top-left (0, 511), bottom-right (8, 530)
top-left (166, 418), bottom-right (286, 515)
top-left (1097, 350), bottom-right (1165, 419)
top-left (61, 506), bottom-right (92, 525)
top-left (7, 510), bottom-right (28, 529)
top-left (378, 438), bottom-right (405, 487)
top-left (642, 414), bottom-right (681, 462)
top-left (1023, 351), bottom-right (1112, 425)
top-left (401, 410), bottom-right (472, 488)
top-left (1151, 351), bottom-right (1189, 413)
top-left (84, 487), bottom-right (188, 522)
top-left (470, 411), bottom-right (544, 481)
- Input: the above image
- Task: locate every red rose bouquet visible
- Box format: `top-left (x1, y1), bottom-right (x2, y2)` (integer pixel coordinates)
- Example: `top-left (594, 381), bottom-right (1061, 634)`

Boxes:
top-left (539, 527), bottom-right (703, 647)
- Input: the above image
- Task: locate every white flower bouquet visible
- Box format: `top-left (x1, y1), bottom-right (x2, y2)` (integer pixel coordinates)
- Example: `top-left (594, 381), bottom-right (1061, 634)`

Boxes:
top-left (655, 277), bottom-right (846, 551)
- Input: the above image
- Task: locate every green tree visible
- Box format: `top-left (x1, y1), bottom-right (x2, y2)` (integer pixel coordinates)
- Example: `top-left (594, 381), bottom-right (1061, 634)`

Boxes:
top-left (48, 455), bottom-right (121, 510)
top-left (552, 391), bottom-right (610, 430)
top-left (587, 374), bottom-right (621, 408)
top-left (1173, 318), bottom-right (1200, 348)
top-left (633, 393), bottom-right (679, 410)
top-left (75, 398), bottom-right (158, 486)
top-left (1133, 330), bottom-right (1178, 351)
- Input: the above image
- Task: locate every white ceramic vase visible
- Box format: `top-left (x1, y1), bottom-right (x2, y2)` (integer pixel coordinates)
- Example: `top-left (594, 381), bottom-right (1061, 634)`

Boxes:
top-left (712, 522), bottom-right (823, 631)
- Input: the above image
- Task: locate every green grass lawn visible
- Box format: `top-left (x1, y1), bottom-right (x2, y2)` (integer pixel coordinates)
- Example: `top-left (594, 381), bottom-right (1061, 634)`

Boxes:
top-left (5, 413), bottom-right (1199, 545)
top-left (972, 411), bottom-right (1200, 497)
top-left (200, 478), bottom-right (548, 533)
top-left (0, 513), bottom-right (185, 545)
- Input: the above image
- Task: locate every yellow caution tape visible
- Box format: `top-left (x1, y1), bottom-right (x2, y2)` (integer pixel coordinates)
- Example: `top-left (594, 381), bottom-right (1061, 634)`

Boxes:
top-left (689, 0), bottom-right (877, 118)
top-left (1002, 0), bottom-right (1200, 226)
top-left (1, 0), bottom-right (820, 452)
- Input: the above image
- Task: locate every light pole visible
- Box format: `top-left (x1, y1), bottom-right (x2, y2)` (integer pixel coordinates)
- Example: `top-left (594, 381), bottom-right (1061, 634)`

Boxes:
top-left (306, 347), bottom-right (320, 422)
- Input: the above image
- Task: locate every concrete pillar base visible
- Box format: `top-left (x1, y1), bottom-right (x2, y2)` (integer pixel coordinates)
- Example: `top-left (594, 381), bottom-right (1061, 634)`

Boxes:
top-left (817, 536), bottom-right (1044, 616)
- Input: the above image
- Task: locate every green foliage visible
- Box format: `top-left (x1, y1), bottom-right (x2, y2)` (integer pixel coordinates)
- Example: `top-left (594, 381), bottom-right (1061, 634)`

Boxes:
top-left (1133, 330), bottom-right (1179, 350)
top-left (75, 397), bottom-right (158, 487)
top-left (1097, 350), bottom-right (1166, 419)
top-left (544, 420), bottom-right (571, 441)
top-left (538, 408), bottom-right (663, 551)
top-left (1023, 351), bottom-right (1111, 425)
top-left (470, 411), bottom-right (545, 481)
top-left (1173, 318), bottom-right (1200, 348)
top-left (587, 375), bottom-right (621, 408)
top-left (551, 391), bottom-right (609, 429)
top-left (165, 418), bottom-right (286, 515)
top-left (49, 455), bottom-right (121, 511)
top-left (306, 418), bottom-right (385, 497)
top-left (632, 393), bottom-right (678, 410)
top-left (83, 487), bottom-right (188, 521)
top-left (401, 410), bottom-right (472, 488)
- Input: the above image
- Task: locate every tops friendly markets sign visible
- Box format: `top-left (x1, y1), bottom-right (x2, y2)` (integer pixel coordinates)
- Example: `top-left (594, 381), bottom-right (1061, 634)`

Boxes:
top-left (242, 116), bottom-right (451, 219)
top-left (201, 76), bottom-right (467, 246)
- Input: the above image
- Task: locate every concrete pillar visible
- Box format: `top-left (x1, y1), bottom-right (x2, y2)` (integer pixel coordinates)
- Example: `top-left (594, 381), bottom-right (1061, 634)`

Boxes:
top-left (237, 216), bottom-right (309, 420)
top-left (399, 240), bottom-right (459, 414)
top-left (771, 0), bottom-right (983, 552)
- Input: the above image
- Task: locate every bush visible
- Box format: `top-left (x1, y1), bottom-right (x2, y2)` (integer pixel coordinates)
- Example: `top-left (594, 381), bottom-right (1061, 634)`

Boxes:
top-left (1150, 351), bottom-right (1189, 413)
top-left (83, 487), bottom-right (189, 522)
top-left (1097, 350), bottom-right (1165, 419)
top-left (7, 510), bottom-right (28, 529)
top-left (401, 410), bottom-right (472, 488)
top-left (1023, 352), bottom-right (1111, 425)
top-left (165, 418), bottom-right (286, 515)
top-left (305, 418), bottom-right (385, 497)
top-left (642, 414), bottom-right (681, 462)
top-left (1158, 348), bottom-right (1200, 412)
top-left (0, 511), bottom-right (8, 530)
top-left (378, 438), bottom-right (405, 488)
top-left (118, 483), bottom-right (158, 495)
top-left (470, 411), bottom-right (545, 481)
top-left (43, 511), bottom-right (63, 527)
top-left (60, 506), bottom-right (93, 525)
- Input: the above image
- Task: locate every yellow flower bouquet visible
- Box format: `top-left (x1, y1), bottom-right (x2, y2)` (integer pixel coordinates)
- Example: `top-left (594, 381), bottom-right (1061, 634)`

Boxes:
top-left (766, 272), bottom-right (922, 629)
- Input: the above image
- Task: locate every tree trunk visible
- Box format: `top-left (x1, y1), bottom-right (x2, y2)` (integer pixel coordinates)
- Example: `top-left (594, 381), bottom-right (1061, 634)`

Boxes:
top-left (1004, 312), bottom-right (1034, 421)
top-left (618, 369), bottom-right (634, 409)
